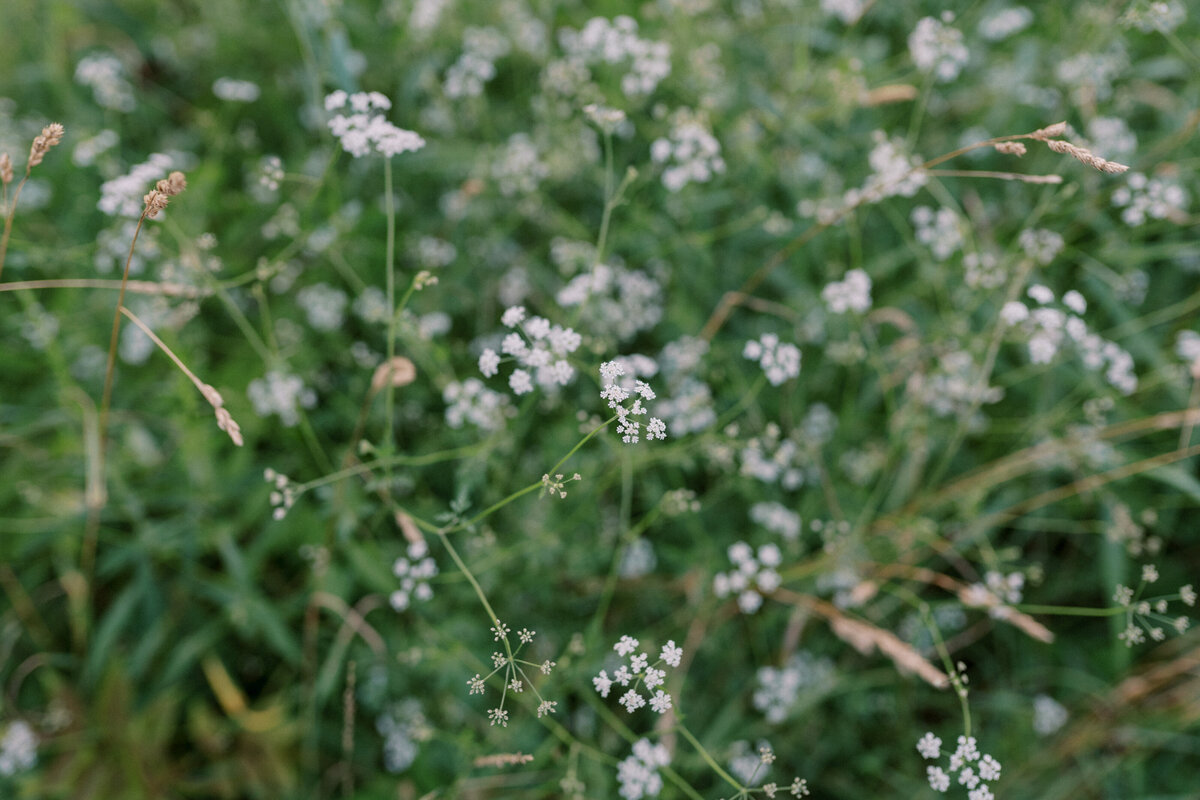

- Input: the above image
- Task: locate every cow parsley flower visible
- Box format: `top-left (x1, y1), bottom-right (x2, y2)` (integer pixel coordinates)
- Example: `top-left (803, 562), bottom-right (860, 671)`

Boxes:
top-left (1111, 171), bottom-right (1189, 226)
top-left (444, 378), bottom-right (516, 431)
top-left (616, 739), bottom-right (670, 800)
top-left (920, 732), bottom-right (1000, 796)
top-left (599, 361), bottom-right (667, 443)
top-left (0, 720), bottom-right (37, 776)
top-left (479, 308), bottom-right (582, 394)
top-left (390, 540), bottom-right (438, 612)
top-left (651, 108), bottom-right (725, 192)
top-left (248, 371), bottom-right (317, 427)
top-left (744, 334), bottom-right (802, 386)
top-left (822, 269), bottom-right (872, 314)
top-left (326, 91), bottom-right (425, 158)
top-left (595, 637), bottom-right (683, 714)
top-left (466, 622), bottom-right (556, 725)
top-left (909, 14), bottom-right (969, 82)
top-left (713, 541), bottom-right (783, 613)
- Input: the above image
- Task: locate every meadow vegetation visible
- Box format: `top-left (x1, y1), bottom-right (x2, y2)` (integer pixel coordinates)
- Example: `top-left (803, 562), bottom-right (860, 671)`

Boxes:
top-left (1, 1), bottom-right (1198, 798)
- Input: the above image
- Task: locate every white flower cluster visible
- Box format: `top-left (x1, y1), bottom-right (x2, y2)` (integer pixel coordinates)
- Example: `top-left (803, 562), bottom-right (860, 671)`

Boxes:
top-left (600, 361), bottom-right (667, 443)
top-left (728, 739), bottom-right (773, 785)
top-left (479, 305), bottom-right (582, 395)
top-left (557, 263), bottom-right (663, 342)
top-left (1056, 50), bottom-right (1125, 104)
top-left (740, 423), bottom-right (806, 489)
top-left (264, 468), bottom-right (298, 520)
top-left (558, 16), bottom-right (671, 97)
top-left (72, 129), bottom-right (118, 167)
top-left (978, 7), bottom-right (1033, 40)
top-left (549, 237), bottom-right (598, 276)
top-left (593, 636), bottom-right (683, 713)
top-left (917, 733), bottom-right (1002, 799)
top-left (443, 378), bottom-right (516, 431)
top-left (912, 206), bottom-right (964, 261)
top-left (466, 623), bottom-right (558, 726)
top-left (256, 155), bottom-right (285, 194)
top-left (650, 108), bottom-right (725, 192)
top-left (377, 699), bottom-right (426, 773)
top-left (753, 651), bottom-right (835, 723)
top-left (1086, 117), bottom-right (1137, 160)
top-left (963, 251), bottom-right (1006, 290)
top-left (653, 377), bottom-right (716, 436)
top-left (1176, 330), bottom-right (1200, 373)
top-left (909, 14), bottom-right (970, 82)
top-left (1032, 694), bottom-right (1069, 736)
top-left (248, 371), bottom-right (317, 427)
top-left (325, 90), bottom-right (426, 158)
top-left (750, 501), bottom-right (802, 541)
top-left (1112, 172), bottom-right (1189, 226)
top-left (743, 334), bottom-right (802, 386)
top-left (1017, 228), bottom-right (1065, 265)
top-left (616, 739), bottom-right (670, 800)
top-left (75, 53), bottom-right (135, 112)
top-left (1120, 0), bottom-right (1187, 34)
top-left (412, 236), bottom-right (455, 269)
top-left (444, 26), bottom-right (510, 98)
top-left (820, 0), bottom-right (866, 24)
top-left (98, 153), bottom-right (175, 217)
top-left (652, 337), bottom-right (717, 436)
top-left (390, 540), bottom-right (438, 611)
top-left (1113, 570), bottom-right (1194, 646)
top-left (825, 132), bottom-right (925, 212)
top-left (999, 286), bottom-right (1137, 394)
top-left (213, 77), bottom-right (261, 103)
top-left (962, 571), bottom-right (1026, 620)
top-left (297, 283), bottom-right (348, 331)
top-left (714, 541), bottom-right (782, 614)
top-left (491, 132), bottom-right (549, 196)
top-left (822, 268), bottom-right (872, 314)
top-left (0, 720), bottom-right (37, 776)
top-left (910, 350), bottom-right (1004, 419)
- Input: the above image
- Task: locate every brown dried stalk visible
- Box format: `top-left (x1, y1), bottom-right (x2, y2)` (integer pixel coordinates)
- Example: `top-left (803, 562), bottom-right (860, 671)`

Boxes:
top-left (780, 590), bottom-right (950, 689)
top-left (869, 563), bottom-right (1054, 644)
top-left (474, 753), bottom-right (535, 767)
top-left (119, 306), bottom-right (243, 447)
top-left (0, 123), bottom-right (65, 280)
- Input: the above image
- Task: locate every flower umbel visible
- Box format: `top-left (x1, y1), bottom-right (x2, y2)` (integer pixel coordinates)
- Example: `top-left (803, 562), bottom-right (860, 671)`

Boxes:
top-left (594, 637), bottom-right (683, 715)
top-left (466, 622), bottom-right (557, 725)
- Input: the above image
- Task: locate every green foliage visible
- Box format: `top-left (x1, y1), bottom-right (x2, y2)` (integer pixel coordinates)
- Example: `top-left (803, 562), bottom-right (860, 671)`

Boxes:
top-left (1, 1), bottom-right (1198, 798)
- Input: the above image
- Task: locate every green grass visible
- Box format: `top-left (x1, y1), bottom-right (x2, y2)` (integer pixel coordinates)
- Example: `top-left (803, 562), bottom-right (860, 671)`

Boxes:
top-left (1, 1), bottom-right (1198, 798)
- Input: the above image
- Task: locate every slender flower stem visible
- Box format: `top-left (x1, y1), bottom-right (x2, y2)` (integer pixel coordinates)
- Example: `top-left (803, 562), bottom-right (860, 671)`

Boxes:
top-left (383, 157), bottom-right (397, 482)
top-left (676, 722), bottom-right (743, 793)
top-left (98, 211), bottom-right (149, 471)
top-left (436, 530), bottom-right (501, 627)
top-left (1014, 604), bottom-right (1124, 617)
top-left (0, 169), bottom-right (32, 279)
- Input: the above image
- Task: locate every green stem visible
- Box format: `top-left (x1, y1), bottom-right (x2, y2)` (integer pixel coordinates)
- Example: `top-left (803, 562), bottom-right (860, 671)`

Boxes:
top-left (383, 157), bottom-right (397, 486)
top-left (677, 722), bottom-right (743, 793)
top-left (1014, 604), bottom-right (1124, 617)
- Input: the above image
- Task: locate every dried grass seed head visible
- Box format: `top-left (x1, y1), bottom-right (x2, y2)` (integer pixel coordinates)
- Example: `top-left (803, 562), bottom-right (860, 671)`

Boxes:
top-left (371, 356), bottom-right (417, 393)
top-left (993, 141), bottom-right (1026, 156)
top-left (1030, 121), bottom-right (1068, 141)
top-left (28, 123), bottom-right (65, 167)
top-left (0, 153), bottom-right (12, 185)
top-left (1044, 139), bottom-right (1129, 173)
top-left (159, 171), bottom-right (187, 196)
top-left (143, 189), bottom-right (170, 218)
